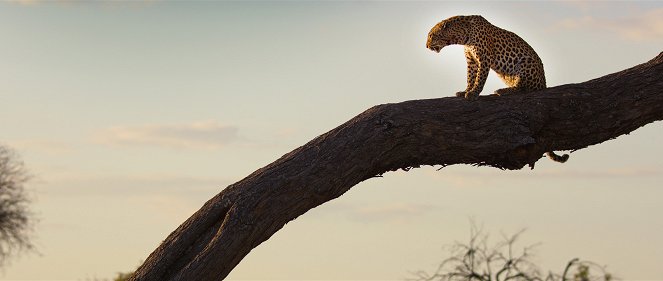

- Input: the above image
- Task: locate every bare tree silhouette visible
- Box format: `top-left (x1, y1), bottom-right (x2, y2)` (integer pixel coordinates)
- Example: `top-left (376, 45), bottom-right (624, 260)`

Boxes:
top-left (410, 225), bottom-right (613, 281)
top-left (0, 145), bottom-right (33, 267)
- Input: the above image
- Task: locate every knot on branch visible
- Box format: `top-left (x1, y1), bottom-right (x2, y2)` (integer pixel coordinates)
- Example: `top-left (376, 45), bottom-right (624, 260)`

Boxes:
top-left (375, 115), bottom-right (395, 131)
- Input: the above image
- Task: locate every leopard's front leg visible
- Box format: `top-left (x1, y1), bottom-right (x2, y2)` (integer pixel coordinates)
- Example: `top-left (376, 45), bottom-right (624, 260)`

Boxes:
top-left (456, 50), bottom-right (479, 99)
top-left (463, 60), bottom-right (489, 101)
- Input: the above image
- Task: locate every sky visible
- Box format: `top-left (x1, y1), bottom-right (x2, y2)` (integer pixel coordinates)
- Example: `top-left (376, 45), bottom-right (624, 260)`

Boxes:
top-left (1, 1), bottom-right (663, 280)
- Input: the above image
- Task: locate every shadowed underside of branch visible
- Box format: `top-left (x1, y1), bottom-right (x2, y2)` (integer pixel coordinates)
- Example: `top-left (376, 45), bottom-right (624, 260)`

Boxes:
top-left (130, 52), bottom-right (663, 281)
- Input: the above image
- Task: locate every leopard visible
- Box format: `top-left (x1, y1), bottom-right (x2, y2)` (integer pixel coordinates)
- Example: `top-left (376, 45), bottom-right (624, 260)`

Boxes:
top-left (426, 15), bottom-right (568, 163)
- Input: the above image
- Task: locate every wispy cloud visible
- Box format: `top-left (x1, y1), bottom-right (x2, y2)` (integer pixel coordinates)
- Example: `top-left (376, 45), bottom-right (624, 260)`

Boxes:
top-left (39, 173), bottom-right (231, 223)
top-left (6, 139), bottom-right (73, 154)
top-left (6, 0), bottom-right (158, 7)
top-left (40, 173), bottom-right (230, 198)
top-left (5, 0), bottom-right (39, 6)
top-left (94, 120), bottom-right (239, 149)
top-left (353, 203), bottom-right (432, 223)
top-left (330, 202), bottom-right (434, 224)
top-left (553, 8), bottom-right (663, 41)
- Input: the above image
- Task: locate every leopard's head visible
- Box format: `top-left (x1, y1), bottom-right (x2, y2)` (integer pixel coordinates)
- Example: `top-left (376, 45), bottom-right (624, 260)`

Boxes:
top-left (426, 15), bottom-right (482, 53)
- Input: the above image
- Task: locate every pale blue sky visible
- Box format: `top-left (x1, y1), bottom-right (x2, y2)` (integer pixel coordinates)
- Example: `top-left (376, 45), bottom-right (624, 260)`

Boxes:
top-left (1, 1), bottom-right (662, 280)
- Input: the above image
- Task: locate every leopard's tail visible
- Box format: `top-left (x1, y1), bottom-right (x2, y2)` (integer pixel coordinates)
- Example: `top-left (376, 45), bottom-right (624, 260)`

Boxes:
top-left (546, 151), bottom-right (569, 163)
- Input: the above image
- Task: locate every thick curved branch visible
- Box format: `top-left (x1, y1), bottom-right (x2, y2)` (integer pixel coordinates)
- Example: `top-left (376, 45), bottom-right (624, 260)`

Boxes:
top-left (130, 52), bottom-right (663, 281)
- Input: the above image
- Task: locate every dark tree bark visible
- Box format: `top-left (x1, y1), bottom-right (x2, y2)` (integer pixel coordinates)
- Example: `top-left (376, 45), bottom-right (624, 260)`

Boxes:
top-left (130, 52), bottom-right (663, 281)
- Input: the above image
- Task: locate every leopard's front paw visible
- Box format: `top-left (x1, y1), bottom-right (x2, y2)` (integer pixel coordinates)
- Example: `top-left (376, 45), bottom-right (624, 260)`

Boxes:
top-left (455, 91), bottom-right (466, 98)
top-left (464, 92), bottom-right (479, 101)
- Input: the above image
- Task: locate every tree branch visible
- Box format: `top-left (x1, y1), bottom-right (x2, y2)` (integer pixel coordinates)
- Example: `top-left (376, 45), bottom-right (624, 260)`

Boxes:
top-left (130, 52), bottom-right (663, 281)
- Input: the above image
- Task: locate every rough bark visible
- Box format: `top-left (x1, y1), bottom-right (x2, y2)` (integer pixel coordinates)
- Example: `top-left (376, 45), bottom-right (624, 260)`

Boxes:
top-left (130, 52), bottom-right (663, 281)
